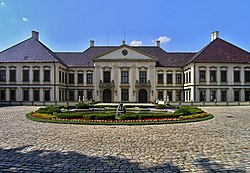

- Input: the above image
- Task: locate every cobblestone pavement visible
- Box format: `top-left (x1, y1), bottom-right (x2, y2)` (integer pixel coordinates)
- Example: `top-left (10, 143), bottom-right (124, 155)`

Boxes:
top-left (0, 106), bottom-right (249, 173)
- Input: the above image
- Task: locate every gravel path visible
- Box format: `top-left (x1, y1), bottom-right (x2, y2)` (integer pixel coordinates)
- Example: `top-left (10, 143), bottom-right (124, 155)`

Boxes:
top-left (0, 106), bottom-right (249, 172)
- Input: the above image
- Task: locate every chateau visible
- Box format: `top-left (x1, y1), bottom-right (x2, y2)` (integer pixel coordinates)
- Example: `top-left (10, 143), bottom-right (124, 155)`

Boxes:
top-left (0, 31), bottom-right (250, 106)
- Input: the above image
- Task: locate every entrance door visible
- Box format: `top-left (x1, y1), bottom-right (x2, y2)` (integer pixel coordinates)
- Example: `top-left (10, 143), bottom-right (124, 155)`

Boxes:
top-left (103, 89), bottom-right (111, 103)
top-left (139, 89), bottom-right (147, 103)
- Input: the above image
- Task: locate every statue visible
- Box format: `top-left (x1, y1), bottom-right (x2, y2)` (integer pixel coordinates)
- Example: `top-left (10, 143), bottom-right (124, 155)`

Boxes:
top-left (116, 102), bottom-right (126, 118)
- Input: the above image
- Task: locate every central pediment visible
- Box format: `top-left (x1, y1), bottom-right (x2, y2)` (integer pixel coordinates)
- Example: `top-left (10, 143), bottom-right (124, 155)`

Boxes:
top-left (93, 45), bottom-right (158, 62)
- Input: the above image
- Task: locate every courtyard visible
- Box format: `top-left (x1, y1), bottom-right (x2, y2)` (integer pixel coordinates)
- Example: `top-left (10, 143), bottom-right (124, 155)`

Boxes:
top-left (0, 106), bottom-right (249, 172)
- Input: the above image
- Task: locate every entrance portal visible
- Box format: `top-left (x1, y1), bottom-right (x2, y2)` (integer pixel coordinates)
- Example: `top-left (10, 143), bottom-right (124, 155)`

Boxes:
top-left (139, 89), bottom-right (147, 103)
top-left (103, 89), bottom-right (111, 103)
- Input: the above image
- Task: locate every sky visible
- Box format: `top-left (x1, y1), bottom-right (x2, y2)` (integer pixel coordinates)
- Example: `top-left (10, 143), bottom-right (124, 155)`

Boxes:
top-left (0, 0), bottom-right (250, 52)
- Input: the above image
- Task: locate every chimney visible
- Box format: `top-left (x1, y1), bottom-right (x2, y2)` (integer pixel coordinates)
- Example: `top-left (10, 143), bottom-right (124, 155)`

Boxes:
top-left (90, 40), bottom-right (94, 47)
top-left (156, 40), bottom-right (160, 47)
top-left (211, 31), bottom-right (219, 41)
top-left (32, 31), bottom-right (39, 40)
top-left (122, 40), bottom-right (125, 45)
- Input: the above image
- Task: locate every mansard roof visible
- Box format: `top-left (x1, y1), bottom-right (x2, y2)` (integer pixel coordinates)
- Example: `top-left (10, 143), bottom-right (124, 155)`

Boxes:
top-left (0, 38), bottom-right (65, 65)
top-left (188, 38), bottom-right (250, 64)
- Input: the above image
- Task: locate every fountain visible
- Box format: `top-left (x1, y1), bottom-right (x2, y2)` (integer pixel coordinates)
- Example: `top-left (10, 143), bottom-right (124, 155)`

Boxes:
top-left (115, 102), bottom-right (126, 119)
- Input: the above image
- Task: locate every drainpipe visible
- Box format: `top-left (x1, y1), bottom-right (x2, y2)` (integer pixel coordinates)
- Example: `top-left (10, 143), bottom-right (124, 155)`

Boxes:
top-left (194, 63), bottom-right (196, 102)
top-left (182, 67), bottom-right (184, 102)
top-left (53, 61), bottom-right (57, 105)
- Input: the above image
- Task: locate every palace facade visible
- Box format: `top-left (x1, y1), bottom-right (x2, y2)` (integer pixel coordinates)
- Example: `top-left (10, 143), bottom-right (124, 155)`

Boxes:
top-left (0, 31), bottom-right (250, 105)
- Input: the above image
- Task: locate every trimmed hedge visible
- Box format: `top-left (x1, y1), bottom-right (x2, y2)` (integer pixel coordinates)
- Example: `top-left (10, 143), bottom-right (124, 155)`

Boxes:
top-left (53, 112), bottom-right (84, 119)
top-left (75, 103), bottom-right (89, 109)
top-left (36, 106), bottom-right (61, 115)
top-left (179, 113), bottom-right (209, 120)
top-left (156, 104), bottom-right (165, 109)
top-left (174, 106), bottom-right (203, 116)
top-left (83, 113), bottom-right (116, 120)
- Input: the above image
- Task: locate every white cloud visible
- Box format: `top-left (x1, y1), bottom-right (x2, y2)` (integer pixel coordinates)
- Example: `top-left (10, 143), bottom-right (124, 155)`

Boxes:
top-left (1, 2), bottom-right (6, 6)
top-left (22, 17), bottom-right (28, 22)
top-left (153, 36), bottom-right (171, 44)
top-left (130, 40), bottom-right (142, 46)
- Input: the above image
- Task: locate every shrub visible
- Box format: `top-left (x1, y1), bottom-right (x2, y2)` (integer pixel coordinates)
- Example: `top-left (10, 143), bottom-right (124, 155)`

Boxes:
top-left (139, 113), bottom-right (179, 119)
top-left (36, 106), bottom-right (61, 115)
top-left (118, 114), bottom-right (140, 120)
top-left (174, 106), bottom-right (203, 116)
top-left (156, 104), bottom-right (165, 109)
top-left (32, 112), bottom-right (55, 119)
top-left (83, 114), bottom-right (96, 120)
top-left (53, 112), bottom-right (84, 119)
top-left (179, 112), bottom-right (208, 120)
top-left (75, 103), bottom-right (89, 109)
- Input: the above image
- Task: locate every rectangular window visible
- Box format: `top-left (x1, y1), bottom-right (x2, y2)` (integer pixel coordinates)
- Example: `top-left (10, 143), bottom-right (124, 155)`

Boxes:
top-left (221, 70), bottom-right (227, 82)
top-left (188, 71), bottom-right (191, 83)
top-left (23, 90), bottom-right (29, 101)
top-left (221, 91), bottom-right (227, 101)
top-left (62, 72), bottom-right (65, 83)
top-left (23, 70), bottom-right (29, 82)
top-left (139, 71), bottom-right (147, 83)
top-left (78, 73), bottom-right (83, 84)
top-left (69, 90), bottom-right (75, 101)
top-left (245, 91), bottom-right (250, 101)
top-left (0, 70), bottom-right (6, 81)
top-left (10, 90), bottom-right (16, 101)
top-left (44, 70), bottom-right (50, 82)
top-left (200, 91), bottom-right (206, 101)
top-left (33, 70), bottom-right (40, 82)
top-left (176, 74), bottom-right (182, 84)
top-left (199, 70), bottom-right (206, 82)
top-left (167, 91), bottom-right (172, 101)
top-left (0, 90), bottom-right (6, 101)
top-left (65, 73), bottom-right (67, 83)
top-left (234, 71), bottom-right (240, 82)
top-left (44, 90), bottom-right (50, 101)
top-left (87, 74), bottom-right (93, 84)
top-left (245, 71), bottom-right (250, 82)
top-left (167, 74), bottom-right (173, 84)
top-left (121, 89), bottom-right (129, 101)
top-left (59, 71), bottom-right (62, 82)
top-left (103, 71), bottom-right (111, 83)
top-left (10, 69), bottom-right (16, 82)
top-left (33, 90), bottom-right (40, 101)
top-left (78, 90), bottom-right (84, 101)
top-left (210, 91), bottom-right (216, 101)
top-left (157, 74), bottom-right (163, 84)
top-left (210, 70), bottom-right (217, 82)
top-left (121, 71), bottom-right (129, 83)
top-left (234, 91), bottom-right (240, 101)
top-left (158, 91), bottom-right (163, 100)
top-left (69, 73), bottom-right (75, 84)
top-left (87, 90), bottom-right (93, 100)
top-left (176, 91), bottom-right (182, 101)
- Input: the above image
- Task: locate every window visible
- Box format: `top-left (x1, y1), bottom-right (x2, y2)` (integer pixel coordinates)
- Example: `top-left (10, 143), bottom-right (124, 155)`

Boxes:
top-left (199, 70), bottom-right (206, 82)
top-left (62, 72), bottom-right (65, 83)
top-left (210, 70), bottom-right (217, 82)
top-left (0, 90), bottom-right (6, 101)
top-left (59, 71), bottom-right (62, 82)
top-left (245, 91), bottom-right (250, 101)
top-left (167, 91), bottom-right (172, 101)
top-left (78, 73), bottom-right (83, 84)
top-left (103, 71), bottom-right (111, 83)
top-left (10, 90), bottom-right (16, 101)
top-left (121, 89), bottom-right (129, 101)
top-left (65, 73), bottom-right (67, 83)
top-left (69, 90), bottom-right (75, 101)
top-left (176, 91), bottom-right (182, 101)
top-left (23, 70), bottom-right (29, 82)
top-left (0, 70), bottom-right (6, 81)
top-left (139, 71), bottom-right (147, 83)
top-left (23, 90), bottom-right (29, 101)
top-left (69, 73), bottom-right (75, 84)
top-left (245, 71), bottom-right (250, 82)
top-left (44, 70), bottom-right (50, 82)
top-left (185, 72), bottom-right (188, 83)
top-left (210, 91), bottom-right (216, 101)
top-left (188, 71), bottom-right (191, 83)
top-left (221, 71), bottom-right (227, 82)
top-left (200, 91), bottom-right (206, 101)
top-left (158, 91), bottom-right (163, 100)
top-left (234, 91), bottom-right (240, 101)
top-left (33, 90), bottom-right (40, 101)
top-left (221, 91), bottom-right (227, 101)
top-left (78, 90), bottom-right (84, 101)
top-left (121, 71), bottom-right (129, 83)
top-left (157, 74), bottom-right (163, 84)
top-left (87, 90), bottom-right (93, 100)
top-left (10, 69), bottom-right (16, 82)
top-left (234, 71), bottom-right (240, 82)
top-left (87, 73), bottom-right (93, 84)
top-left (167, 74), bottom-right (173, 84)
top-left (44, 90), bottom-right (50, 101)
top-left (176, 74), bottom-right (182, 84)
top-left (33, 70), bottom-right (40, 82)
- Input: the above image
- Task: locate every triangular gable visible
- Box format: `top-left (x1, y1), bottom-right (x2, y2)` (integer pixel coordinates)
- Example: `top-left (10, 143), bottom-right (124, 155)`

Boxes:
top-left (93, 44), bottom-right (158, 61)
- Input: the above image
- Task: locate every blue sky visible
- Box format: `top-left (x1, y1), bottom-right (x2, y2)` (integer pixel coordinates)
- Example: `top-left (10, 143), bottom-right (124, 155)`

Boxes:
top-left (0, 0), bottom-right (250, 52)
